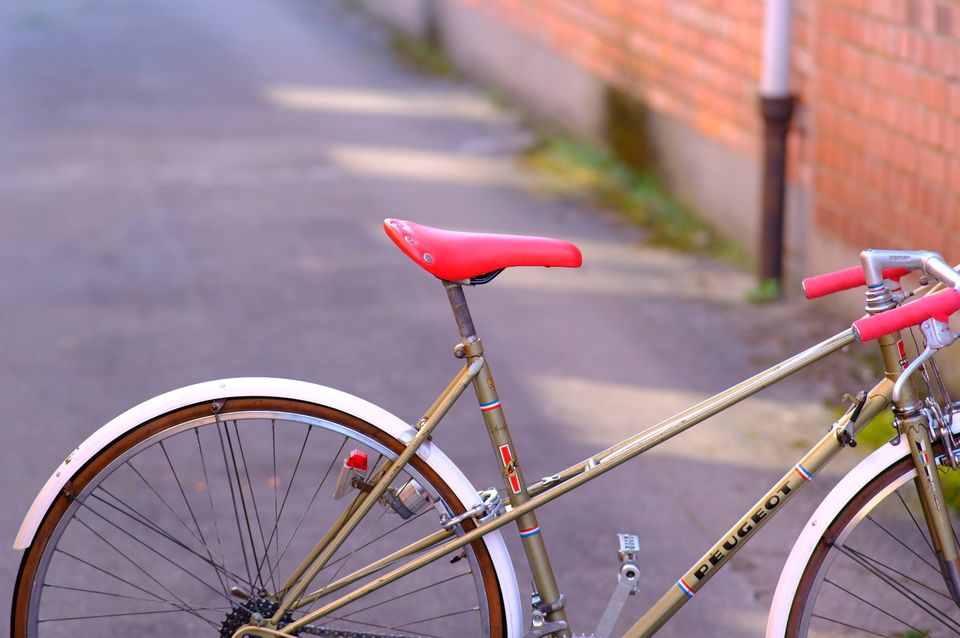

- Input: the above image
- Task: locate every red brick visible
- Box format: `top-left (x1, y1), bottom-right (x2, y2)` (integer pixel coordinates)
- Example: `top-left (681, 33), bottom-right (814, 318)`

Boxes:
top-left (924, 111), bottom-right (945, 148)
top-left (918, 73), bottom-right (949, 110)
top-left (919, 147), bottom-right (948, 186)
top-left (948, 157), bottom-right (960, 196)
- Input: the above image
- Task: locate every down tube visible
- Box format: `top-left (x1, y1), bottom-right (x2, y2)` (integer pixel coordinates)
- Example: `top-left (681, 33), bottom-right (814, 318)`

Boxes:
top-left (622, 429), bottom-right (846, 637)
top-left (623, 371), bottom-right (892, 638)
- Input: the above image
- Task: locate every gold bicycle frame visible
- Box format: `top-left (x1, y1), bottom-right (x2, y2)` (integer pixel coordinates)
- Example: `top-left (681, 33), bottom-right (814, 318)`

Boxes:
top-left (234, 282), bottom-right (954, 638)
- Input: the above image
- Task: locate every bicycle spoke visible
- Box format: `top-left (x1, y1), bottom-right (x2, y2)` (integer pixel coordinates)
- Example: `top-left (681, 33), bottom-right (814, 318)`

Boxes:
top-left (44, 582), bottom-right (229, 608)
top-left (834, 542), bottom-right (960, 633)
top-left (896, 489), bottom-right (936, 556)
top-left (273, 420), bottom-right (281, 571)
top-left (275, 433), bottom-right (343, 568)
top-left (125, 460), bottom-right (203, 546)
top-left (216, 413), bottom-right (257, 589)
top-left (318, 508), bottom-right (433, 577)
top-left (40, 607), bottom-right (222, 625)
top-left (233, 419), bottom-right (279, 593)
top-left (88, 489), bottom-right (247, 588)
top-left (55, 548), bottom-right (185, 608)
top-left (225, 418), bottom-right (268, 591)
top-left (73, 501), bottom-right (237, 610)
top-left (865, 513), bottom-right (940, 573)
top-left (54, 536), bottom-right (217, 628)
top-left (323, 504), bottom-right (390, 589)
top-left (809, 613), bottom-right (892, 637)
top-left (160, 439), bottom-right (231, 598)
top-left (196, 427), bottom-right (229, 586)
top-left (393, 607), bottom-right (479, 631)
top-left (847, 541), bottom-right (954, 602)
top-left (340, 571), bottom-right (472, 619)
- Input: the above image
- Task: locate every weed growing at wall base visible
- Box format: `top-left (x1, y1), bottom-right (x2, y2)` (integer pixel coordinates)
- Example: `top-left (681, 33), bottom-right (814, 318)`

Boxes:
top-left (522, 135), bottom-right (749, 268)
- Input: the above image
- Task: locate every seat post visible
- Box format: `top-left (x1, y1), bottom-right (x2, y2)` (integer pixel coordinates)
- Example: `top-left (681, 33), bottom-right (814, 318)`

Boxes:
top-left (444, 281), bottom-right (478, 341)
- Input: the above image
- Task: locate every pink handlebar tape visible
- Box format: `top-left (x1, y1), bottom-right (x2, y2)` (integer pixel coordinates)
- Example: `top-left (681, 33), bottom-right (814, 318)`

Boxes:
top-left (852, 289), bottom-right (960, 342)
top-left (802, 266), bottom-right (911, 299)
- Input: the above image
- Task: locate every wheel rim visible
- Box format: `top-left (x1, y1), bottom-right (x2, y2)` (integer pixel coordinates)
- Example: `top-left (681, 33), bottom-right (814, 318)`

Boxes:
top-left (18, 403), bottom-right (499, 637)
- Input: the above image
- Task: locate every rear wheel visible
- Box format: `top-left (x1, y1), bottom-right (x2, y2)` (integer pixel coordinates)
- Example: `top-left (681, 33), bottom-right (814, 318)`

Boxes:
top-left (787, 447), bottom-right (960, 637)
top-left (12, 397), bottom-right (505, 637)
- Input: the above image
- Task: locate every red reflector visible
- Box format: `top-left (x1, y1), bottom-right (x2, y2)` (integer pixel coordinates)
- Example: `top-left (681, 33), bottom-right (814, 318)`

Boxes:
top-left (346, 450), bottom-right (368, 471)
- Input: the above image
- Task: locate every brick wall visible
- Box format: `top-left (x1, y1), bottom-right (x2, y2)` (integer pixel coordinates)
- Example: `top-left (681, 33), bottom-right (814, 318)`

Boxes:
top-left (453, 0), bottom-right (959, 261)
top-left (812, 0), bottom-right (957, 257)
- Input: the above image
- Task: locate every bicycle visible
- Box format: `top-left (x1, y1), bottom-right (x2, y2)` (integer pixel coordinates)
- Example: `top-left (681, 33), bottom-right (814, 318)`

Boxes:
top-left (12, 217), bottom-right (960, 637)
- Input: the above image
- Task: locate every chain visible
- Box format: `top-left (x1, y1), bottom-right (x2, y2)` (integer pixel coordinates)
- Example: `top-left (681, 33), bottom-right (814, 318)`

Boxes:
top-left (299, 626), bottom-right (412, 638)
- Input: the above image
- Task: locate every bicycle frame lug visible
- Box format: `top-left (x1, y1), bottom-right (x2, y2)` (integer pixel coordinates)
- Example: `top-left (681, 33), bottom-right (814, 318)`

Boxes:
top-left (524, 619), bottom-right (570, 638)
top-left (527, 589), bottom-right (568, 638)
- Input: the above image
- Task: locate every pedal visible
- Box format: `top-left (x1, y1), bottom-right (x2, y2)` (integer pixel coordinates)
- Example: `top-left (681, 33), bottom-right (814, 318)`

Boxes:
top-left (618, 533), bottom-right (639, 561)
top-left (593, 534), bottom-right (641, 638)
top-left (333, 449), bottom-right (368, 499)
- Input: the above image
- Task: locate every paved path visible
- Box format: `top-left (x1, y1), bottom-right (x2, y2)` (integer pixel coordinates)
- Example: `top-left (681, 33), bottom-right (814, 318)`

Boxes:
top-left (0, 1), bottom-right (872, 635)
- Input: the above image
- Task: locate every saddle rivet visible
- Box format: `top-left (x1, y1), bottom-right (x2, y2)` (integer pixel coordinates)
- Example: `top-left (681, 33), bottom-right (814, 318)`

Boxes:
top-left (404, 235), bottom-right (416, 245)
top-left (423, 253), bottom-right (434, 263)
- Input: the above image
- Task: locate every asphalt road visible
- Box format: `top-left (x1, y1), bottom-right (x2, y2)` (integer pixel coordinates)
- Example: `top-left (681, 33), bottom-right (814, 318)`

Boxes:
top-left (1, 1), bottom-right (871, 635)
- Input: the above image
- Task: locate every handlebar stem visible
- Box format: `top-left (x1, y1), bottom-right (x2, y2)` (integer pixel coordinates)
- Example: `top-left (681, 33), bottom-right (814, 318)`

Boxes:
top-left (861, 249), bottom-right (960, 289)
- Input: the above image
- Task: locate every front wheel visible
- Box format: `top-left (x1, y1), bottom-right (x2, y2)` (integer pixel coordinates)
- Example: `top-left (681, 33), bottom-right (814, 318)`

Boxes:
top-left (785, 445), bottom-right (960, 637)
top-left (13, 397), bottom-right (507, 638)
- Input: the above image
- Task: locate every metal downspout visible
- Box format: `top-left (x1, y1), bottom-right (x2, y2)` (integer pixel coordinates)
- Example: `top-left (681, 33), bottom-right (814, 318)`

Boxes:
top-left (759, 0), bottom-right (797, 292)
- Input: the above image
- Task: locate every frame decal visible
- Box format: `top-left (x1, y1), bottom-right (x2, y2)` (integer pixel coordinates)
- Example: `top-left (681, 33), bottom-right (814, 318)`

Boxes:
top-left (897, 339), bottom-right (909, 370)
top-left (499, 444), bottom-right (512, 467)
top-left (519, 525), bottom-right (541, 538)
top-left (480, 399), bottom-right (502, 413)
top-left (793, 463), bottom-right (813, 482)
top-left (677, 578), bottom-right (695, 598)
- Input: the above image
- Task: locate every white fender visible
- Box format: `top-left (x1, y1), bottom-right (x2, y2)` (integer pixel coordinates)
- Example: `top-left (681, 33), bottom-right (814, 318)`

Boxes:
top-left (765, 438), bottom-right (909, 636)
top-left (14, 377), bottom-right (522, 637)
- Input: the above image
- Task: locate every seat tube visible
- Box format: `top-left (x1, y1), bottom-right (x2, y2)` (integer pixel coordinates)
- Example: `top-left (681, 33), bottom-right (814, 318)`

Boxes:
top-left (445, 283), bottom-right (571, 636)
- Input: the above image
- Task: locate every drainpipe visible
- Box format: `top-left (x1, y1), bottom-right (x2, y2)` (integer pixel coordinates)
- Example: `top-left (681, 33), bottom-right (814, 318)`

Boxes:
top-left (758, 0), bottom-right (796, 292)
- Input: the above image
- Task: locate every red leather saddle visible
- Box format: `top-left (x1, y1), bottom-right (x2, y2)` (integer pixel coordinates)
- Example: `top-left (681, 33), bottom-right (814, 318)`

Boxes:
top-left (384, 218), bottom-right (582, 282)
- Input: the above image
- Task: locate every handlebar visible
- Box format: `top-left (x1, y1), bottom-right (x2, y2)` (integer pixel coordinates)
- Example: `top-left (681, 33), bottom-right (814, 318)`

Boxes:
top-left (801, 266), bottom-right (911, 299)
top-left (806, 252), bottom-right (960, 342)
top-left (853, 289), bottom-right (960, 342)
